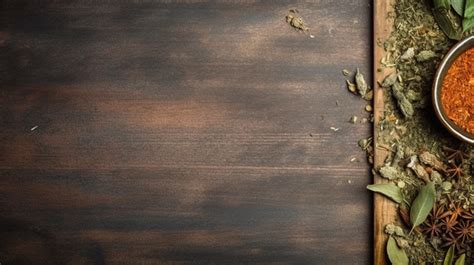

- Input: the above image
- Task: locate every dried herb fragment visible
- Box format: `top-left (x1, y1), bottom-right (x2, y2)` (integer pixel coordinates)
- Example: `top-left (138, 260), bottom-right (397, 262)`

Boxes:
top-left (410, 182), bottom-right (436, 232)
top-left (367, 183), bottom-right (404, 203)
top-left (392, 82), bottom-right (414, 119)
top-left (355, 68), bottom-right (368, 97)
top-left (400, 48), bottom-right (415, 61)
top-left (419, 151), bottom-right (445, 171)
top-left (346, 80), bottom-right (357, 93)
top-left (379, 165), bottom-right (400, 180)
top-left (416, 50), bottom-right (437, 62)
top-left (285, 9), bottom-right (309, 32)
top-left (387, 236), bottom-right (409, 265)
top-left (381, 72), bottom-right (398, 88)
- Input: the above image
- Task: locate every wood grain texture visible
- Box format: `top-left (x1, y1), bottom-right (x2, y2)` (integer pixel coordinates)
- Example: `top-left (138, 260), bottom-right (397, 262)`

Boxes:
top-left (0, 1), bottom-right (372, 264)
top-left (373, 0), bottom-right (396, 264)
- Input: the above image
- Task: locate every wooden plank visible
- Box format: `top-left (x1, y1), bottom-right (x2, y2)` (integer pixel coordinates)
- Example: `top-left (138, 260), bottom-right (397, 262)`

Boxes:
top-left (0, 1), bottom-right (372, 264)
top-left (373, 0), bottom-right (397, 264)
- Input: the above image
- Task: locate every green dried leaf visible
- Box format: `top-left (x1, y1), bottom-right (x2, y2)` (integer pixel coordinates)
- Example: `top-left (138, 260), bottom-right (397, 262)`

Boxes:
top-left (454, 254), bottom-right (465, 265)
top-left (443, 245), bottom-right (454, 265)
top-left (463, 0), bottom-right (474, 33)
top-left (410, 182), bottom-right (436, 231)
top-left (451, 0), bottom-right (466, 16)
top-left (433, 0), bottom-right (463, 40)
top-left (387, 236), bottom-right (409, 265)
top-left (367, 184), bottom-right (403, 203)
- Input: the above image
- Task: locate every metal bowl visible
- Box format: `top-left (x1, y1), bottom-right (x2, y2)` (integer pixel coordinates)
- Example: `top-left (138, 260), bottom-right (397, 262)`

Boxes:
top-left (432, 35), bottom-right (474, 144)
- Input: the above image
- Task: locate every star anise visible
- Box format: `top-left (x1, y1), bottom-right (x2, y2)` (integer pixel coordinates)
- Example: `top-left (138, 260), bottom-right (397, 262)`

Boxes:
top-left (442, 232), bottom-right (463, 252)
top-left (453, 219), bottom-right (473, 245)
top-left (421, 218), bottom-right (443, 238)
top-left (445, 161), bottom-right (464, 179)
top-left (421, 204), bottom-right (450, 238)
top-left (442, 146), bottom-right (470, 164)
top-left (460, 209), bottom-right (473, 220)
top-left (441, 216), bottom-right (459, 233)
top-left (447, 201), bottom-right (464, 222)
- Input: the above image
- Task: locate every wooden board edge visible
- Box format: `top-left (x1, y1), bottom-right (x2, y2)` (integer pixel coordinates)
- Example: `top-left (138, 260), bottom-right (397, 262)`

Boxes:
top-left (373, 0), bottom-right (397, 264)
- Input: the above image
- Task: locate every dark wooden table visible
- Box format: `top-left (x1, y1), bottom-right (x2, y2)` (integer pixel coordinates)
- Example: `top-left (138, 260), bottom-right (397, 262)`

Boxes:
top-left (0, 1), bottom-right (372, 264)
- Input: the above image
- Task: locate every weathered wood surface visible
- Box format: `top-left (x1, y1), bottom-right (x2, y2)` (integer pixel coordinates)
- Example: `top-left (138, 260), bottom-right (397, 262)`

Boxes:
top-left (0, 1), bottom-right (372, 264)
top-left (373, 0), bottom-right (396, 264)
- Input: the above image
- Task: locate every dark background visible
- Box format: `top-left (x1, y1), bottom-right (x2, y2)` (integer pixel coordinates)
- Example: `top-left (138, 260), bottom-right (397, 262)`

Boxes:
top-left (0, 1), bottom-right (372, 264)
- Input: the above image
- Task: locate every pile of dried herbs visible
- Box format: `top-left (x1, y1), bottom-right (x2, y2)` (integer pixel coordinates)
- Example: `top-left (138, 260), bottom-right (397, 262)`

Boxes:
top-left (366, 0), bottom-right (473, 264)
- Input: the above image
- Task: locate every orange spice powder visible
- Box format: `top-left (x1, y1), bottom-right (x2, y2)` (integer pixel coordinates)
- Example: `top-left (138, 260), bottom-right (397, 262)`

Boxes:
top-left (440, 47), bottom-right (474, 134)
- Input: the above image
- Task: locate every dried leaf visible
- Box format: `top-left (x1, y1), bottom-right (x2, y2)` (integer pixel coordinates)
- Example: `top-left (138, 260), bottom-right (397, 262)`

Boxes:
top-left (443, 245), bottom-right (454, 265)
top-left (410, 182), bottom-right (436, 231)
top-left (433, 1), bottom-right (463, 40)
top-left (367, 184), bottom-right (403, 203)
top-left (392, 83), bottom-right (414, 119)
top-left (463, 0), bottom-right (474, 33)
top-left (454, 254), bottom-right (465, 265)
top-left (387, 236), bottom-right (409, 265)
top-left (451, 0), bottom-right (466, 16)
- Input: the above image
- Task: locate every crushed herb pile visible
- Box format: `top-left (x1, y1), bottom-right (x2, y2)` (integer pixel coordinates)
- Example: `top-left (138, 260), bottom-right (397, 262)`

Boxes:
top-left (366, 0), bottom-right (473, 264)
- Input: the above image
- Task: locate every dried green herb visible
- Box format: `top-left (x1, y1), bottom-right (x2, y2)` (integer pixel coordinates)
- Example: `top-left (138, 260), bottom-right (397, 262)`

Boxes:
top-left (367, 183), bottom-right (404, 203)
top-left (410, 182), bottom-right (436, 231)
top-left (381, 73), bottom-right (398, 88)
top-left (285, 9), bottom-right (309, 32)
top-left (355, 68), bottom-right (368, 97)
top-left (392, 82), bottom-right (414, 119)
top-left (416, 50), bottom-right (437, 62)
top-left (346, 80), bottom-right (357, 93)
top-left (387, 236), bottom-right (409, 265)
top-left (443, 245), bottom-right (454, 265)
top-left (455, 254), bottom-right (465, 265)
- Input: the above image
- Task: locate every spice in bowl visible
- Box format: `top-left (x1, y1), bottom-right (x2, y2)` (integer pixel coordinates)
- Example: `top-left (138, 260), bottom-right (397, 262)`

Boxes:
top-left (440, 47), bottom-right (474, 135)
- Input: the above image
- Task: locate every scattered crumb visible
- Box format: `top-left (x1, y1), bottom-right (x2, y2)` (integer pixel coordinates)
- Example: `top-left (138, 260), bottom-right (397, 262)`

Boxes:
top-left (30, 125), bottom-right (39, 131)
top-left (350, 116), bottom-right (358, 123)
top-left (350, 157), bottom-right (357, 162)
top-left (365, 105), bottom-right (373, 112)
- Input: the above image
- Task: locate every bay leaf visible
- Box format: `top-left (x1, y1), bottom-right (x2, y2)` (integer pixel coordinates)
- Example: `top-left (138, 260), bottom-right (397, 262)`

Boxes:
top-left (443, 245), bottom-right (454, 265)
top-left (410, 182), bottom-right (436, 231)
top-left (454, 254), bottom-right (465, 265)
top-left (451, 0), bottom-right (466, 16)
top-left (463, 0), bottom-right (474, 33)
top-left (387, 236), bottom-right (409, 265)
top-left (433, 0), bottom-right (463, 40)
top-left (367, 184), bottom-right (403, 204)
